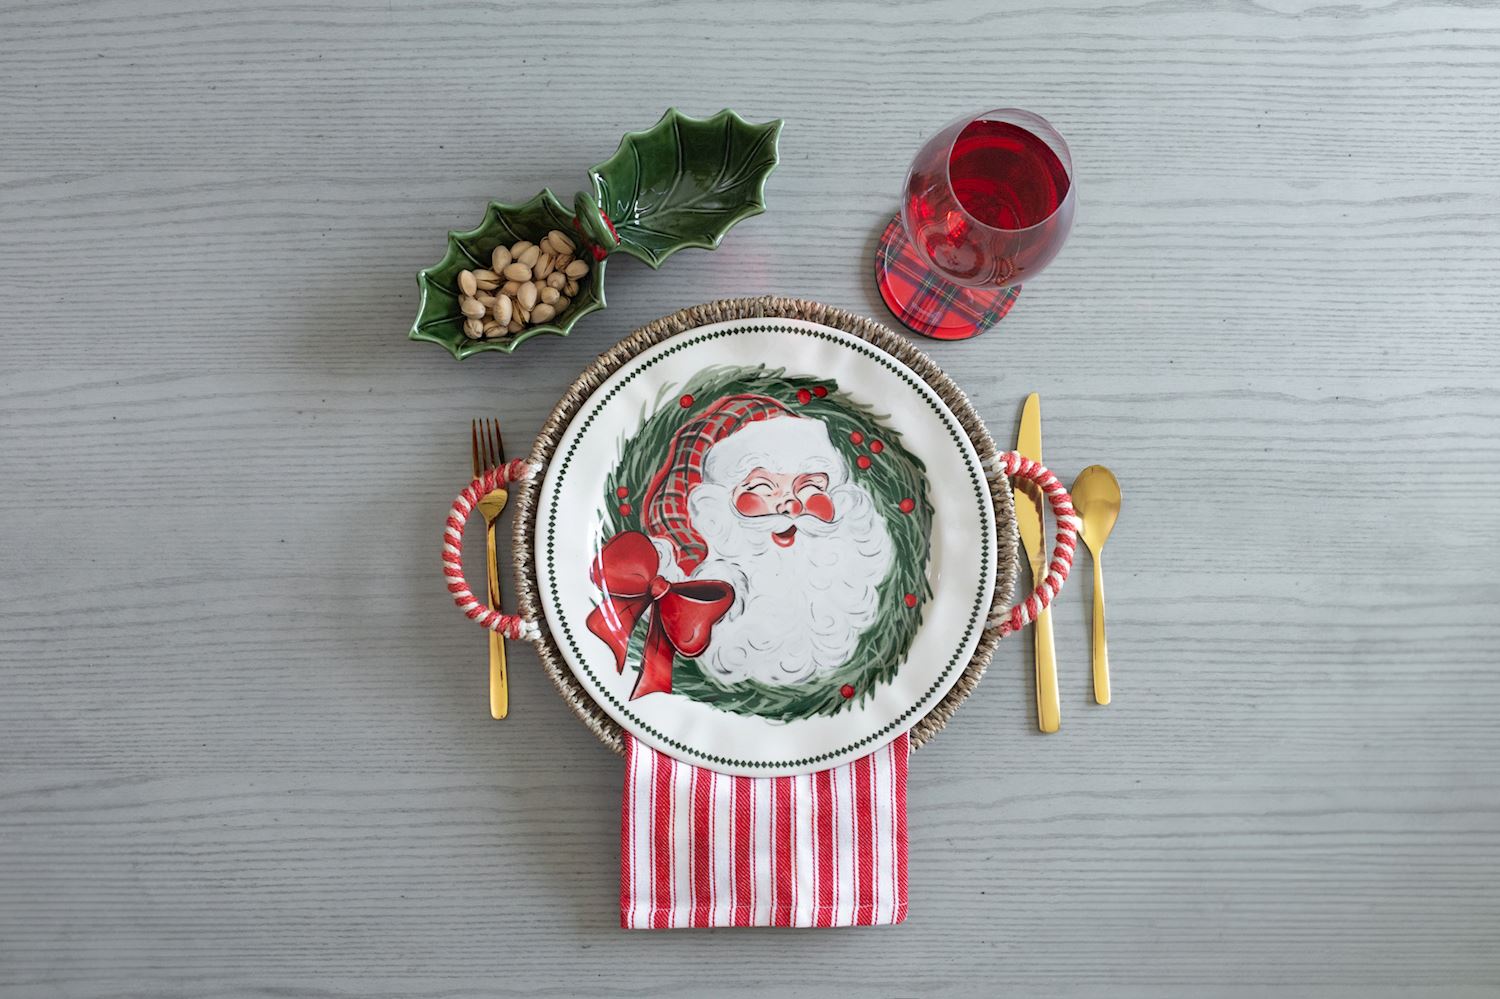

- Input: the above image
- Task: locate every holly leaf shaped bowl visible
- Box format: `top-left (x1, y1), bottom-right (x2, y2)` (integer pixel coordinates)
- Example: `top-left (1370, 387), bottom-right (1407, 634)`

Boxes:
top-left (591, 107), bottom-right (783, 268)
top-left (409, 109), bottom-right (782, 359)
top-left (409, 190), bottom-right (608, 358)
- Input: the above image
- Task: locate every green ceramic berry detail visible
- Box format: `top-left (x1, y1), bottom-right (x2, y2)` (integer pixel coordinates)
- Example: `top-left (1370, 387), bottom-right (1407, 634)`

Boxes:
top-left (573, 191), bottom-right (620, 257)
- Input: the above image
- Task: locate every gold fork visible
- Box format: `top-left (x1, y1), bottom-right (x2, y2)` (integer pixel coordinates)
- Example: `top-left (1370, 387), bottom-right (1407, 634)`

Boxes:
top-left (471, 418), bottom-right (510, 719)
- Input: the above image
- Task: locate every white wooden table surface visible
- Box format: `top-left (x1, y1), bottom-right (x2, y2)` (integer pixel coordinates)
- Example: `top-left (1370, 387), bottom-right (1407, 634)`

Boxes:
top-left (4, 2), bottom-right (1499, 996)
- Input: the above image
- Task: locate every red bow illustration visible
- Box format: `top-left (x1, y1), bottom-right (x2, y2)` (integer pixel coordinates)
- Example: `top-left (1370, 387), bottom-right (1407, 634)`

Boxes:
top-left (585, 531), bottom-right (735, 699)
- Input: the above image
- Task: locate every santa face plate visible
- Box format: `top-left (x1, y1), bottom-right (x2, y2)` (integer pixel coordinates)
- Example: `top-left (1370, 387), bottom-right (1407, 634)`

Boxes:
top-left (535, 319), bottom-right (996, 776)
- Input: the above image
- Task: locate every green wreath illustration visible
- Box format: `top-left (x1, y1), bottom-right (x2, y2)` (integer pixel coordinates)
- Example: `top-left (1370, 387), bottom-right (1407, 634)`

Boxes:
top-left (594, 364), bottom-right (934, 721)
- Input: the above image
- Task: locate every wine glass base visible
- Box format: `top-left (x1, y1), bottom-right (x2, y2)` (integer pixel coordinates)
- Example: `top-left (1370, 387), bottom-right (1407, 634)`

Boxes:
top-left (874, 216), bottom-right (1020, 340)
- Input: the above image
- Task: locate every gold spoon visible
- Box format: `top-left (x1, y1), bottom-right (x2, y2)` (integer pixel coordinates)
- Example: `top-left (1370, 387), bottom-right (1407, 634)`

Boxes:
top-left (1071, 466), bottom-right (1120, 705)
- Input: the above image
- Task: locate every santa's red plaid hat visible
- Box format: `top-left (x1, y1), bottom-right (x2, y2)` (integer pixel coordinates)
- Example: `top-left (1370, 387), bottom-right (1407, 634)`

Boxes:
top-left (642, 393), bottom-right (792, 573)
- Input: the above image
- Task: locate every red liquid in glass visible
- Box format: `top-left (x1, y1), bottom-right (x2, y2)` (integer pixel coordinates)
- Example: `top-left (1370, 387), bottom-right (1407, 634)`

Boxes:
top-left (948, 120), bottom-right (1071, 229)
top-left (903, 118), bottom-right (1073, 286)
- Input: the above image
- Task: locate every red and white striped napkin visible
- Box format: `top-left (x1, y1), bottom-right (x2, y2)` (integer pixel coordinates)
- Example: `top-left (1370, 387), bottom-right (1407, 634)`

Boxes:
top-left (620, 733), bottom-right (909, 929)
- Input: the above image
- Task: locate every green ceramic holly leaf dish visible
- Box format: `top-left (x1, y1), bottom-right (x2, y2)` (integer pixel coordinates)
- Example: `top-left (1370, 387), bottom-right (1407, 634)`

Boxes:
top-left (408, 108), bottom-right (782, 360)
top-left (409, 190), bottom-right (608, 359)
top-left (590, 108), bottom-right (782, 269)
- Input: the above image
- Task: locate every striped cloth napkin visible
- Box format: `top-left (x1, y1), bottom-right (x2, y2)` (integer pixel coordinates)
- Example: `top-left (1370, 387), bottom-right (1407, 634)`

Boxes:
top-left (620, 733), bottom-right (909, 929)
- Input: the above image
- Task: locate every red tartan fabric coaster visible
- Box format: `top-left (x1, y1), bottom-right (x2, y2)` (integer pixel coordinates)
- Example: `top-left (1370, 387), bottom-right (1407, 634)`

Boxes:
top-left (875, 216), bottom-right (1020, 340)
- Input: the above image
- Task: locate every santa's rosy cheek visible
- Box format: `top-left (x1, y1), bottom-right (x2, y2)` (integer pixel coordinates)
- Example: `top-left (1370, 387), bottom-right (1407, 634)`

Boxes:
top-left (735, 492), bottom-right (770, 517)
top-left (804, 493), bottom-right (835, 522)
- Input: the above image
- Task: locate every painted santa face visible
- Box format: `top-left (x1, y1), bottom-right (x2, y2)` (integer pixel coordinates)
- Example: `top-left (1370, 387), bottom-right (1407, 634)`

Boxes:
top-left (730, 468), bottom-right (835, 547)
top-left (674, 415), bottom-right (895, 685)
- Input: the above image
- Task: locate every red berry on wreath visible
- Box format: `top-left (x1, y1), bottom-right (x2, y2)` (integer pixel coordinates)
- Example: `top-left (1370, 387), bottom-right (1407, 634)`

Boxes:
top-left (619, 503), bottom-right (632, 516)
top-left (869, 439), bottom-right (884, 454)
top-left (796, 388), bottom-right (812, 405)
top-left (898, 498), bottom-right (915, 513)
top-left (840, 684), bottom-right (855, 699)
top-left (850, 431), bottom-right (864, 445)
top-left (904, 593), bottom-right (917, 608)
top-left (615, 486), bottom-right (629, 498)
top-left (856, 455), bottom-right (872, 470)
top-left (813, 386), bottom-right (827, 398)
top-left (679, 394), bottom-right (694, 408)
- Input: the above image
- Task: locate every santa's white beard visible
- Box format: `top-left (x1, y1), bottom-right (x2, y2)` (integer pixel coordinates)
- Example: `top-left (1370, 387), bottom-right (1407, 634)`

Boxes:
top-left (669, 480), bottom-right (894, 686)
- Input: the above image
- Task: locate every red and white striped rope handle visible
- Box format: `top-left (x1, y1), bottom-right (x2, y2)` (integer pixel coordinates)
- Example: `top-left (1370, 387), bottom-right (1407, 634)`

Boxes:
top-left (984, 450), bottom-right (1080, 637)
top-left (442, 459), bottom-right (543, 642)
top-left (442, 451), bottom-right (1076, 646)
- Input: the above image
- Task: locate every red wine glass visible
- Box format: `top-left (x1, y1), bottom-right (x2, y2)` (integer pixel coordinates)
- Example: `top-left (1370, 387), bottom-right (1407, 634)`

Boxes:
top-left (876, 108), bottom-right (1075, 340)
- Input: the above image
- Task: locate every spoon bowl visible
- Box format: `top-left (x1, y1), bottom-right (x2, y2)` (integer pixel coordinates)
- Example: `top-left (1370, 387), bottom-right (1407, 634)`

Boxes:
top-left (1072, 465), bottom-right (1120, 553)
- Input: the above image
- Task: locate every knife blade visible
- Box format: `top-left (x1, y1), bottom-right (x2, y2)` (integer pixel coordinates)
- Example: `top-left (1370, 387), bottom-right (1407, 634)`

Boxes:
top-left (1015, 393), bottom-right (1060, 733)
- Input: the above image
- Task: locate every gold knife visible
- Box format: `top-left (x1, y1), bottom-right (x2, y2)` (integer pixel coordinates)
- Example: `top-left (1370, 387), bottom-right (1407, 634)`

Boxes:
top-left (1015, 393), bottom-right (1060, 733)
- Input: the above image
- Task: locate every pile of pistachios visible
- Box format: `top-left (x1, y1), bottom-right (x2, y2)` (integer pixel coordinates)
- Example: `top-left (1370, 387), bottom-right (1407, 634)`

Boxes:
top-left (456, 229), bottom-right (590, 340)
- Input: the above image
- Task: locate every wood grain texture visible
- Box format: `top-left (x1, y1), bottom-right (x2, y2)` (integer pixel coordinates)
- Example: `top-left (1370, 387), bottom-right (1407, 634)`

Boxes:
top-left (3, 0), bottom-right (1499, 995)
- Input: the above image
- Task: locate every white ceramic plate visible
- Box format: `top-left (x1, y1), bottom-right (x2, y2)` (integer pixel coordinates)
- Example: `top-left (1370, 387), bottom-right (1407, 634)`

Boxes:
top-left (534, 319), bottom-right (995, 776)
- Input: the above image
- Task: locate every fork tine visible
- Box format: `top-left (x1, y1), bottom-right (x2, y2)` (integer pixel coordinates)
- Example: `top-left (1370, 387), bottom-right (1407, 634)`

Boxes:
top-left (472, 418), bottom-right (508, 473)
top-left (476, 418), bottom-right (495, 472)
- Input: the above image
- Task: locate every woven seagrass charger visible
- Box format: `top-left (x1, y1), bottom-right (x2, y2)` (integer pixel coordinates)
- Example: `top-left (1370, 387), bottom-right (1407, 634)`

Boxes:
top-left (509, 296), bottom-right (1022, 756)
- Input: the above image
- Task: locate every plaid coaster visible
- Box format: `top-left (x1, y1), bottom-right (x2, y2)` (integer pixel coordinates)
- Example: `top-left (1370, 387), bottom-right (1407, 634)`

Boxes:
top-left (875, 216), bottom-right (1020, 340)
